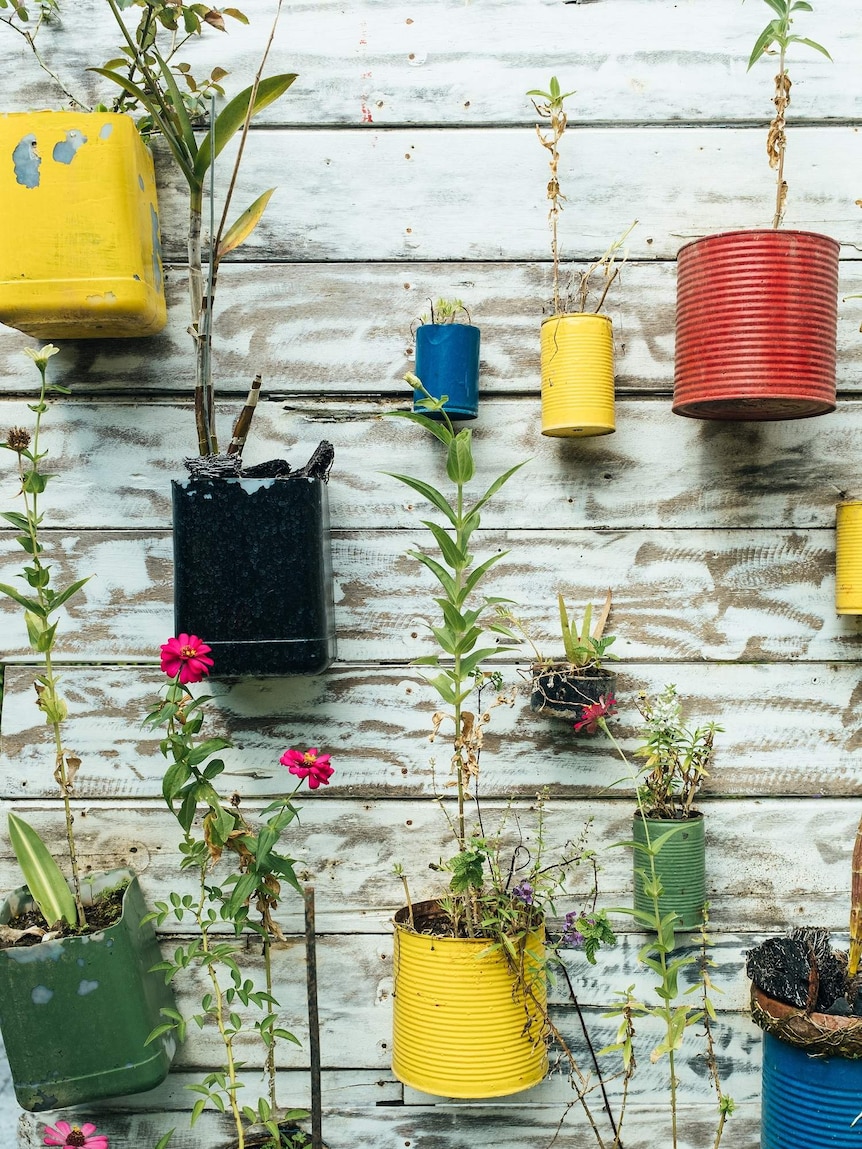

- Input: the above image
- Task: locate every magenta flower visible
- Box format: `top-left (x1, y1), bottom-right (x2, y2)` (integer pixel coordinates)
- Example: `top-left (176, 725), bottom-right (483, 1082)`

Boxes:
top-left (160, 633), bottom-right (214, 683)
top-left (280, 747), bottom-right (334, 789)
top-left (573, 693), bottom-right (618, 735)
top-left (43, 1121), bottom-right (109, 1148)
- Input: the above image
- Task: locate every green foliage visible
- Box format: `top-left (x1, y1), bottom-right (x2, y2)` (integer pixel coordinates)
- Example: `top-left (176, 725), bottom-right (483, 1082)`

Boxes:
top-left (144, 675), bottom-right (312, 1146)
top-left (745, 0), bottom-right (831, 71)
top-left (7, 812), bottom-right (77, 927)
top-left (557, 591), bottom-right (617, 670)
top-left (0, 347), bottom-right (89, 926)
top-left (385, 377), bottom-right (525, 720)
top-left (596, 715), bottom-right (732, 1148)
top-left (417, 297), bottom-right (471, 325)
top-left (635, 685), bottom-right (721, 819)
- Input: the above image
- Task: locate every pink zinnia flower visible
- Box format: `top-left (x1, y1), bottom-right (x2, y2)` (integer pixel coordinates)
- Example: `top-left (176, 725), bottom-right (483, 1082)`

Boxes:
top-left (159, 633), bottom-right (214, 683)
top-left (280, 746), bottom-right (334, 789)
top-left (573, 693), bottom-right (618, 735)
top-left (43, 1120), bottom-right (109, 1148)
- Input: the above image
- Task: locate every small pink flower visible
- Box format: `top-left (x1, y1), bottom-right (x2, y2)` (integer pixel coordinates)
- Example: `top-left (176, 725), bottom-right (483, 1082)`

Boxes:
top-left (573, 693), bottom-right (618, 735)
top-left (280, 746), bottom-right (334, 789)
top-left (160, 633), bottom-right (214, 683)
top-left (43, 1120), bottom-right (109, 1148)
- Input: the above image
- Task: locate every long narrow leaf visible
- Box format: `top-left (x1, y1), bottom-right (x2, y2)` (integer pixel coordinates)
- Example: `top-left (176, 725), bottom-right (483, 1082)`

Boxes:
top-left (218, 189), bottom-right (276, 258)
top-left (152, 46), bottom-right (197, 159)
top-left (193, 74), bottom-right (298, 181)
top-left (8, 812), bottom-right (77, 926)
top-left (388, 409), bottom-right (452, 447)
top-left (472, 460), bottom-right (528, 515)
top-left (384, 473), bottom-right (457, 524)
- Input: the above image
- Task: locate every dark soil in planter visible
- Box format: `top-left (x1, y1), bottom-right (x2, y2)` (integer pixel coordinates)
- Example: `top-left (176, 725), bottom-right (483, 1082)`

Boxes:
top-left (1, 883), bottom-right (127, 948)
top-left (747, 927), bottom-right (862, 1016)
top-left (394, 899), bottom-right (542, 940)
top-left (227, 1124), bottom-right (320, 1149)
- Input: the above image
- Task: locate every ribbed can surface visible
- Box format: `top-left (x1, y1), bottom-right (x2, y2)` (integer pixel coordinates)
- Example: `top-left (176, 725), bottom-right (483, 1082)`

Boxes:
top-left (761, 1031), bottom-right (862, 1147)
top-left (836, 501), bottom-right (862, 615)
top-left (632, 813), bottom-right (706, 931)
top-left (392, 910), bottom-right (547, 1098)
top-left (674, 229), bottom-right (839, 421)
top-left (540, 313), bottom-right (615, 437)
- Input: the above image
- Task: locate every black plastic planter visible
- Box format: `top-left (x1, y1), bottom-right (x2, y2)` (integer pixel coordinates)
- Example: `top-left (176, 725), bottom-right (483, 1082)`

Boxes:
top-left (172, 476), bottom-right (335, 676)
top-left (529, 665), bottom-right (616, 722)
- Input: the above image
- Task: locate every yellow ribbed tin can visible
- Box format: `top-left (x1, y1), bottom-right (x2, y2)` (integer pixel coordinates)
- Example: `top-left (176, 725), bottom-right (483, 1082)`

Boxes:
top-left (0, 111), bottom-right (166, 338)
top-left (836, 501), bottom-right (862, 614)
top-left (540, 312), bottom-right (616, 437)
top-left (392, 903), bottom-right (547, 1098)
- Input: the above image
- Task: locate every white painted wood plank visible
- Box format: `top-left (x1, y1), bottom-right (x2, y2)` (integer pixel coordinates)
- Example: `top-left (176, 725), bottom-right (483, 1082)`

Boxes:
top-left (1, 661), bottom-right (861, 798)
top-left (0, 398), bottom-right (861, 531)
top-left (0, 527), bottom-right (857, 664)
top-left (2, 0), bottom-right (859, 124)
top-left (16, 1101), bottom-right (763, 1149)
top-left (1, 261), bottom-right (861, 398)
top-left (0, 797), bottom-right (856, 934)
top-left (141, 126), bottom-right (862, 262)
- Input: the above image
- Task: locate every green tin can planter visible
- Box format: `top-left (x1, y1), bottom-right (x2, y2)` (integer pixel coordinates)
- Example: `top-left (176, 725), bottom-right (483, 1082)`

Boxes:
top-left (632, 811), bottom-right (706, 931)
top-left (0, 868), bottom-right (178, 1111)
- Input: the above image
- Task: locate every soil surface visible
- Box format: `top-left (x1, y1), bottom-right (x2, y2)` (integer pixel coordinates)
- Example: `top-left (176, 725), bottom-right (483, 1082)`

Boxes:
top-left (1, 883), bottom-right (127, 948)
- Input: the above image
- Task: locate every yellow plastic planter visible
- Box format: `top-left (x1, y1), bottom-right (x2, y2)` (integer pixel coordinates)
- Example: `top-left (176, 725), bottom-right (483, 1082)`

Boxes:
top-left (392, 902), bottom-right (548, 1098)
top-left (0, 111), bottom-right (166, 338)
top-left (836, 500), bottom-right (862, 614)
top-left (540, 312), bottom-right (615, 437)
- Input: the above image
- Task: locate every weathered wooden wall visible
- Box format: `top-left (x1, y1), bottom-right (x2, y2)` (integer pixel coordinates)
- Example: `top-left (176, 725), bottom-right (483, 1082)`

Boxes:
top-left (2, 1), bottom-right (862, 1145)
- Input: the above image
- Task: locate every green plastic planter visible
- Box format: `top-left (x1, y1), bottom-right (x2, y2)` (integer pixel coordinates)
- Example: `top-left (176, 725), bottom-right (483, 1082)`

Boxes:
top-left (632, 812), bottom-right (706, 931)
top-left (0, 868), bottom-right (177, 1111)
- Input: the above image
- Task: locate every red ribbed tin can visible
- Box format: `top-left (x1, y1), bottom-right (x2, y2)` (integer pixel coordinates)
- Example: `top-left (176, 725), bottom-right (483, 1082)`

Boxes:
top-left (674, 229), bottom-right (839, 421)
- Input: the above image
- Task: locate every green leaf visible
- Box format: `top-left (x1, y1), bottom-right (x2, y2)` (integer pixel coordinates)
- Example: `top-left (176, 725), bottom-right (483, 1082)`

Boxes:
top-left (193, 73), bottom-right (298, 181)
top-left (388, 408), bottom-right (452, 447)
top-left (21, 469), bottom-right (47, 495)
top-left (384, 473), bottom-right (457, 525)
top-left (218, 188), bottom-right (276, 257)
top-left (446, 429), bottom-right (474, 485)
top-left (0, 511), bottom-right (30, 530)
top-left (8, 812), bottom-right (77, 927)
top-left (153, 1131), bottom-right (175, 1149)
top-left (408, 550), bottom-right (457, 598)
top-left (421, 520), bottom-right (465, 570)
top-left (152, 46), bottom-right (197, 158)
top-left (790, 35), bottom-right (832, 60)
top-left (747, 21), bottom-right (779, 69)
top-left (46, 576), bottom-right (90, 613)
top-left (472, 460), bottom-right (527, 515)
top-left (0, 583), bottom-right (46, 615)
top-left (460, 550), bottom-right (507, 600)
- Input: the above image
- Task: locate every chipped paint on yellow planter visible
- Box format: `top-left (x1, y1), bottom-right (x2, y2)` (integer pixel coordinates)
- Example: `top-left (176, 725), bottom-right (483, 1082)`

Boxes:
top-left (392, 903), bottom-right (548, 1098)
top-left (0, 111), bottom-right (166, 338)
top-left (540, 312), bottom-right (616, 437)
top-left (836, 501), bottom-right (862, 615)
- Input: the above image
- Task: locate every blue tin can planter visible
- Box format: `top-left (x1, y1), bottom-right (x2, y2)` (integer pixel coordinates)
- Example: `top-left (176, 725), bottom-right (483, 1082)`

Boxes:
top-left (754, 989), bottom-right (862, 1147)
top-left (413, 323), bottom-right (480, 420)
top-left (172, 476), bottom-right (336, 677)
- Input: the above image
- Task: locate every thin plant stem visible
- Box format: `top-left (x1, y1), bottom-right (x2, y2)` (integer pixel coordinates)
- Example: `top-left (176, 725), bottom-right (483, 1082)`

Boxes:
top-left (198, 865), bottom-right (245, 1149)
top-left (263, 931), bottom-right (277, 1114)
top-left (18, 363), bottom-right (86, 928)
